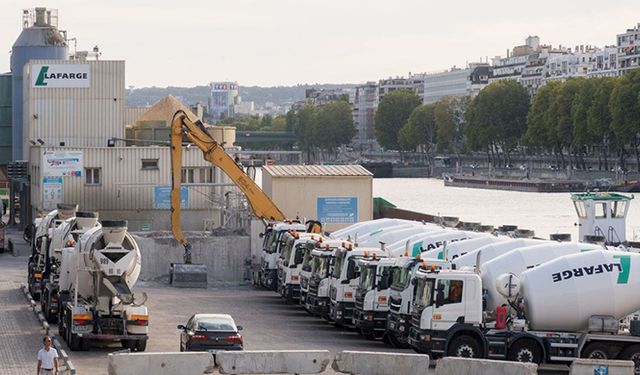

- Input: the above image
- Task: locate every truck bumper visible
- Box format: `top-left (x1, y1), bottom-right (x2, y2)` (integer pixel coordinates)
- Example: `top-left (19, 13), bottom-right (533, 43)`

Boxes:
top-left (354, 310), bottom-right (387, 335)
top-left (408, 326), bottom-right (446, 356)
top-left (305, 295), bottom-right (330, 318)
top-left (330, 301), bottom-right (355, 327)
top-left (282, 284), bottom-right (300, 303)
top-left (386, 313), bottom-right (412, 344)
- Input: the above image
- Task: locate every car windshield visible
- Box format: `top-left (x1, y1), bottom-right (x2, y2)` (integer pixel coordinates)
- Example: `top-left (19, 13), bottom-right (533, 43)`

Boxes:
top-left (332, 252), bottom-right (346, 278)
top-left (414, 277), bottom-right (435, 308)
top-left (312, 256), bottom-right (330, 278)
top-left (195, 317), bottom-right (236, 331)
top-left (359, 265), bottom-right (376, 289)
top-left (391, 266), bottom-right (412, 290)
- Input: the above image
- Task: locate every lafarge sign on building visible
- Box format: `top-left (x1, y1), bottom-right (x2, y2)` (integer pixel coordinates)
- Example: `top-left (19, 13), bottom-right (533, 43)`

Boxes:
top-left (31, 64), bottom-right (90, 88)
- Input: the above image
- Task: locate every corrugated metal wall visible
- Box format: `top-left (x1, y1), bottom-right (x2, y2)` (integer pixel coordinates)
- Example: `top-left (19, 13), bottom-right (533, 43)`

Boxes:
top-left (23, 60), bottom-right (125, 156)
top-left (30, 145), bottom-right (236, 212)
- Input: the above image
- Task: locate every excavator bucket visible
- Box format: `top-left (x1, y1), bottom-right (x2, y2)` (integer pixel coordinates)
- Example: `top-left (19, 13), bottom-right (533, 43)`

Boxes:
top-left (169, 263), bottom-right (208, 288)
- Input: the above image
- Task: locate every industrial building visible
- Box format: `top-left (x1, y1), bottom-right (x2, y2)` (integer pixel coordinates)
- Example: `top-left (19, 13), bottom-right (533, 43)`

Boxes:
top-left (208, 81), bottom-right (239, 121)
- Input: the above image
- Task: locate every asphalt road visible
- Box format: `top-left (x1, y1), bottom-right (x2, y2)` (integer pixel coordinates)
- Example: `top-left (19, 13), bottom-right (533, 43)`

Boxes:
top-left (0, 243), bottom-right (568, 375)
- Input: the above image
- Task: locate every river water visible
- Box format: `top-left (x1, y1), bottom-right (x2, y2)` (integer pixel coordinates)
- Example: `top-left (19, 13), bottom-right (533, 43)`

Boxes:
top-left (373, 178), bottom-right (640, 241)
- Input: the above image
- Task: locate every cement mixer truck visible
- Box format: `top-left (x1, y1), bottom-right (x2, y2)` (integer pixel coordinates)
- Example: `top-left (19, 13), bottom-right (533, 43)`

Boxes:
top-left (408, 249), bottom-right (640, 372)
top-left (28, 204), bottom-right (78, 300)
top-left (57, 220), bottom-right (148, 351)
top-left (41, 211), bottom-right (101, 323)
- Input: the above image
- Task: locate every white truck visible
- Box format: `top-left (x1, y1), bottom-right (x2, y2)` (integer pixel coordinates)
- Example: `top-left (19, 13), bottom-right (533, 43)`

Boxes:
top-left (28, 204), bottom-right (78, 300)
top-left (257, 221), bottom-right (308, 290)
top-left (407, 249), bottom-right (640, 371)
top-left (305, 243), bottom-right (343, 317)
top-left (298, 237), bottom-right (324, 307)
top-left (57, 220), bottom-right (148, 351)
top-left (352, 256), bottom-right (395, 338)
top-left (41, 211), bottom-right (100, 323)
top-left (385, 236), bottom-right (508, 348)
top-left (277, 231), bottom-right (318, 303)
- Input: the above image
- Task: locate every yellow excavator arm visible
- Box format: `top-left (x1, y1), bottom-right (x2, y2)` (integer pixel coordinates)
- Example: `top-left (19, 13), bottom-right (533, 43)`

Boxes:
top-left (170, 110), bottom-right (286, 263)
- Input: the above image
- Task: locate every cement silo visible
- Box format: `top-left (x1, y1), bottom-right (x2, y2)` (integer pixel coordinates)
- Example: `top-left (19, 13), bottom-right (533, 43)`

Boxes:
top-left (11, 8), bottom-right (67, 161)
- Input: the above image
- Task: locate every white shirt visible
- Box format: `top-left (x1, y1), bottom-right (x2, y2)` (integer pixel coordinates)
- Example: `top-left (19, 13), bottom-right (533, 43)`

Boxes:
top-left (37, 347), bottom-right (58, 369)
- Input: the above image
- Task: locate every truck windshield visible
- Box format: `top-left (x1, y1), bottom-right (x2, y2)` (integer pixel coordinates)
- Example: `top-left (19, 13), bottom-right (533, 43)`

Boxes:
top-left (415, 278), bottom-right (435, 308)
top-left (332, 252), bottom-right (346, 278)
top-left (391, 266), bottom-right (412, 290)
top-left (293, 245), bottom-right (306, 265)
top-left (312, 256), bottom-right (330, 278)
top-left (302, 248), bottom-right (313, 272)
top-left (264, 230), bottom-right (279, 254)
top-left (280, 239), bottom-right (294, 265)
top-left (359, 265), bottom-right (376, 289)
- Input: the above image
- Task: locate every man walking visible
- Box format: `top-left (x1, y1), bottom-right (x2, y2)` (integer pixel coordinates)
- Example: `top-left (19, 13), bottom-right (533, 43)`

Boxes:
top-left (36, 336), bottom-right (58, 375)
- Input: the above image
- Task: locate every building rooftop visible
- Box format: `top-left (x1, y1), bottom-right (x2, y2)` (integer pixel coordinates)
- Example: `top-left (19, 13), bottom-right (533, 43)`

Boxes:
top-left (263, 164), bottom-right (373, 177)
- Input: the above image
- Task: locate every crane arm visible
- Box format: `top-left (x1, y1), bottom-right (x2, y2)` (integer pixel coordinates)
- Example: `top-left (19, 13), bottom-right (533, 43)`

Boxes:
top-left (170, 111), bottom-right (286, 262)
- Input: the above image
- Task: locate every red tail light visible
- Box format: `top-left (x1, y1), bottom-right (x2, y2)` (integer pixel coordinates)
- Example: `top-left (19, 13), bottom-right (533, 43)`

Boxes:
top-left (191, 334), bottom-right (207, 341)
top-left (225, 334), bottom-right (243, 344)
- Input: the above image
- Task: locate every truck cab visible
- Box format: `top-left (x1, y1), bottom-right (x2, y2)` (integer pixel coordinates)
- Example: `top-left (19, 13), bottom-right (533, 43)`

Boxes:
top-left (353, 255), bottom-right (393, 338)
top-left (408, 268), bottom-right (483, 358)
top-left (328, 246), bottom-right (380, 327)
top-left (386, 256), bottom-right (449, 347)
top-left (305, 241), bottom-right (344, 317)
top-left (259, 221), bottom-right (307, 290)
top-left (277, 232), bottom-right (318, 303)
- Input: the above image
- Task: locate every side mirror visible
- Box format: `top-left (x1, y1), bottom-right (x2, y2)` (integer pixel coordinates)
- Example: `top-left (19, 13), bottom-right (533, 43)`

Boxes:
top-left (177, 324), bottom-right (185, 330)
top-left (435, 286), bottom-right (445, 308)
top-left (411, 278), bottom-right (416, 285)
top-left (237, 325), bottom-right (243, 331)
top-left (259, 233), bottom-right (264, 238)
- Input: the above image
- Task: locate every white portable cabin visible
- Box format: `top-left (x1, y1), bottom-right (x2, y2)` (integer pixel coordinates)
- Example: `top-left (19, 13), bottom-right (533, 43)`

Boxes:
top-left (572, 192), bottom-right (633, 245)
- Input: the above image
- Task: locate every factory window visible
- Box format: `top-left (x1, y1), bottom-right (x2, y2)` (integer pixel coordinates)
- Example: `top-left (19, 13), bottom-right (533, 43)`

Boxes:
top-left (182, 168), bottom-right (196, 184)
top-left (85, 168), bottom-right (101, 186)
top-left (141, 159), bottom-right (159, 170)
top-left (200, 168), bottom-right (213, 183)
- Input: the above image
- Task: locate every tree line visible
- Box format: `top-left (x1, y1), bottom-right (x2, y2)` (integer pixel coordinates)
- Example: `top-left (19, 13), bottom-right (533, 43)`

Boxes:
top-left (374, 69), bottom-right (640, 171)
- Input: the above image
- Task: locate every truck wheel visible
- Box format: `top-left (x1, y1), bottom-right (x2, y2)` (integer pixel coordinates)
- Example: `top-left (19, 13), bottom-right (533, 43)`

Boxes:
top-left (508, 339), bottom-right (542, 364)
top-left (619, 345), bottom-right (640, 375)
top-left (582, 342), bottom-right (611, 360)
top-left (68, 333), bottom-right (81, 351)
top-left (80, 338), bottom-right (91, 351)
top-left (388, 333), bottom-right (410, 349)
top-left (447, 335), bottom-right (481, 358)
top-left (135, 340), bottom-right (147, 352)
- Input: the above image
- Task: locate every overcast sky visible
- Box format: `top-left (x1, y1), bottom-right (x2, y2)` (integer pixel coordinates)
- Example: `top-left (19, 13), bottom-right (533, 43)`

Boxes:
top-left (0, 0), bottom-right (638, 88)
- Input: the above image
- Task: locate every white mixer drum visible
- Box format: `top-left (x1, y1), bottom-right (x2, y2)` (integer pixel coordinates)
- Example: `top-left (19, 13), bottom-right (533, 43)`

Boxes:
top-left (522, 250), bottom-right (639, 331)
top-left (481, 242), bottom-right (602, 312)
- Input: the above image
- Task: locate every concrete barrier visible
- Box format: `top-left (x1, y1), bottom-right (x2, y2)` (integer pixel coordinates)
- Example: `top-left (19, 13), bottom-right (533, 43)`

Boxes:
top-left (435, 357), bottom-right (537, 375)
top-left (332, 351), bottom-right (430, 375)
top-left (215, 350), bottom-right (331, 374)
top-left (569, 359), bottom-right (634, 375)
top-left (107, 352), bottom-right (215, 375)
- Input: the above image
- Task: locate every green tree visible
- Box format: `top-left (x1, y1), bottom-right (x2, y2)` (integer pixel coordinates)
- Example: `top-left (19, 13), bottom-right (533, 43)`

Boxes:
top-left (434, 96), bottom-right (470, 164)
top-left (571, 79), bottom-right (596, 170)
top-left (587, 77), bottom-right (616, 170)
top-left (270, 115), bottom-right (287, 132)
top-left (465, 80), bottom-right (530, 166)
top-left (374, 89), bottom-right (422, 150)
top-left (610, 70), bottom-right (640, 171)
top-left (525, 81), bottom-right (560, 152)
top-left (293, 104), bottom-right (317, 159)
top-left (549, 78), bottom-right (583, 168)
top-left (313, 101), bottom-right (356, 155)
top-left (400, 104), bottom-right (438, 167)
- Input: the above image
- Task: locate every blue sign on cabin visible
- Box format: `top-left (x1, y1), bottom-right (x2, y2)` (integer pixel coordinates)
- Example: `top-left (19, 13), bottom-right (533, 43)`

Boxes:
top-left (153, 186), bottom-right (188, 209)
top-left (317, 197), bottom-right (357, 224)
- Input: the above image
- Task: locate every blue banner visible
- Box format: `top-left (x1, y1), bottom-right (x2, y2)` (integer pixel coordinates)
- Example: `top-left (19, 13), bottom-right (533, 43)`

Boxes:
top-left (317, 197), bottom-right (357, 224)
top-left (153, 186), bottom-right (188, 209)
